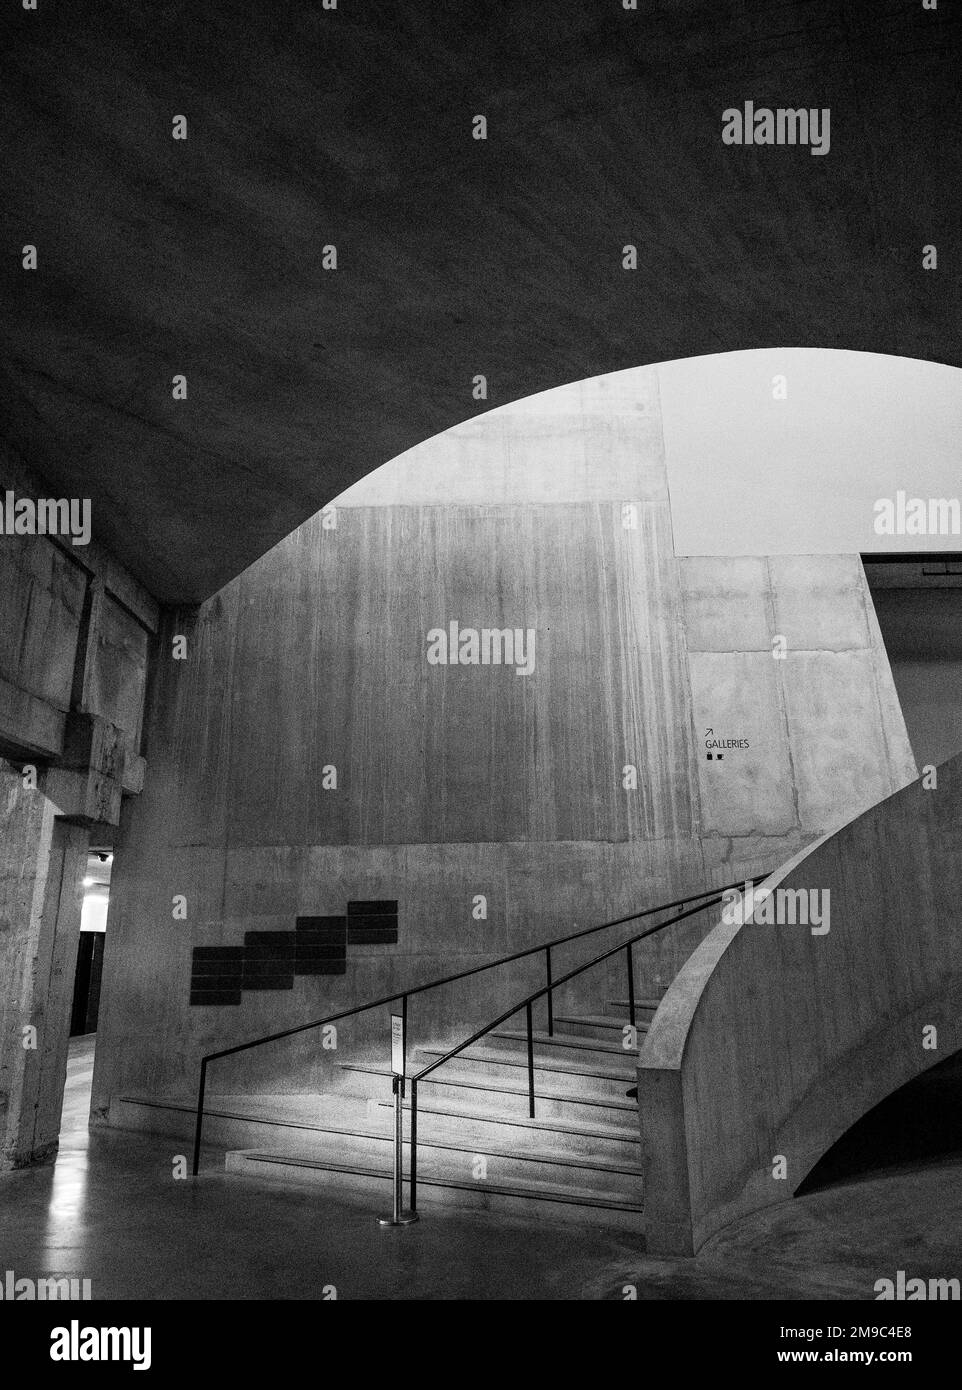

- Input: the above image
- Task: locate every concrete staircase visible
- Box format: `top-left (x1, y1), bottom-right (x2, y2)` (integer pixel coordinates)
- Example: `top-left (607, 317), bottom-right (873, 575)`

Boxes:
top-left (223, 990), bottom-right (666, 1230)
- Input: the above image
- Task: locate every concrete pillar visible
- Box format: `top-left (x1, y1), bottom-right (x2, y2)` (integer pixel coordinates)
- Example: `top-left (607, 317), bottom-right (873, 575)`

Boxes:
top-left (637, 1066), bottom-right (694, 1255)
top-left (0, 460), bottom-right (156, 1168)
top-left (0, 760), bottom-right (89, 1167)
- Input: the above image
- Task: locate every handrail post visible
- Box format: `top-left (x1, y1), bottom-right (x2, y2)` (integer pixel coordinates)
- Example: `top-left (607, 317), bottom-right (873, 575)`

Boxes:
top-left (525, 1000), bottom-right (535, 1118)
top-left (192, 1057), bottom-right (208, 1176)
top-left (545, 946), bottom-right (553, 1036)
top-left (410, 1079), bottom-right (418, 1214)
top-left (366, 887), bottom-right (739, 1175)
top-left (401, 993), bottom-right (408, 1099)
top-left (377, 1074), bottom-right (418, 1227)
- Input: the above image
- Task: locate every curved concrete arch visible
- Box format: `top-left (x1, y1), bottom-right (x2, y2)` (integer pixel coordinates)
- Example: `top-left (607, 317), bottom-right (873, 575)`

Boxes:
top-left (638, 751), bottom-right (962, 1255)
top-left (4, 0), bottom-right (961, 603)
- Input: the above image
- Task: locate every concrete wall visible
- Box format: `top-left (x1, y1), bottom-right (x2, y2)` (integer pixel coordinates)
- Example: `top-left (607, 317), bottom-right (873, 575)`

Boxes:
top-left (638, 752), bottom-right (962, 1255)
top-left (91, 369), bottom-right (916, 1116)
top-left (0, 774), bottom-right (89, 1164)
top-left (346, 351), bottom-right (962, 562)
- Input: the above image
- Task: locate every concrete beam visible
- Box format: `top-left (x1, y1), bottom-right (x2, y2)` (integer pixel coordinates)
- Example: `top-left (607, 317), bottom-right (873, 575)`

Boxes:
top-left (47, 713), bottom-right (128, 827)
top-left (0, 674), bottom-right (65, 761)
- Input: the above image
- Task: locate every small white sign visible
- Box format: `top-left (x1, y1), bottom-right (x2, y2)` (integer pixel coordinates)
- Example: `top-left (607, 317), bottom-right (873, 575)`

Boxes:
top-left (391, 1014), bottom-right (405, 1076)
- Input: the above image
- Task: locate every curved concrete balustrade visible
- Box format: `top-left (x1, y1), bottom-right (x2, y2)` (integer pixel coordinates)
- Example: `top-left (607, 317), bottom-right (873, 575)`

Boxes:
top-left (638, 752), bottom-right (962, 1255)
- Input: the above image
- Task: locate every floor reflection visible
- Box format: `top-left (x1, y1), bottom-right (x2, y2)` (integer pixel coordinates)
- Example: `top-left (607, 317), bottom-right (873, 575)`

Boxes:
top-left (42, 1035), bottom-right (94, 1254)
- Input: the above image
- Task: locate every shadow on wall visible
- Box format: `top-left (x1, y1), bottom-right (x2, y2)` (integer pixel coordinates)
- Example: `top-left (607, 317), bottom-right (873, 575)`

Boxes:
top-left (796, 1049), bottom-right (962, 1196)
top-left (865, 569), bottom-right (962, 772)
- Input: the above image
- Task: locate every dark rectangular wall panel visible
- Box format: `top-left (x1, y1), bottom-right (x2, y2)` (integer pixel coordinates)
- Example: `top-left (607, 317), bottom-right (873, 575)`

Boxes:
top-left (347, 900), bottom-right (398, 945)
top-left (295, 916), bottom-right (347, 975)
top-left (190, 946), bottom-right (244, 1005)
top-left (242, 931), bottom-right (295, 990)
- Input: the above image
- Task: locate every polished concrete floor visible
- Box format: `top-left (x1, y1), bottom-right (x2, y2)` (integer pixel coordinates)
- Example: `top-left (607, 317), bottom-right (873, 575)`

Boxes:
top-left (0, 1036), bottom-right (959, 1301)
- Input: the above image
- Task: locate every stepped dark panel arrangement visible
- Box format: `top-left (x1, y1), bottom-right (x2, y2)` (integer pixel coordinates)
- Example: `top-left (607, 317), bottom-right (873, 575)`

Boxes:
top-left (347, 900), bottom-right (398, 945)
top-left (189, 906), bottom-right (394, 1003)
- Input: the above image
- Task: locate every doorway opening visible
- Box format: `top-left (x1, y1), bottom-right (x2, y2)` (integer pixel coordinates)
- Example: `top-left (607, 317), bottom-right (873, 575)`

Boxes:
top-left (70, 849), bottom-right (111, 1038)
top-left (65, 847), bottom-right (112, 1134)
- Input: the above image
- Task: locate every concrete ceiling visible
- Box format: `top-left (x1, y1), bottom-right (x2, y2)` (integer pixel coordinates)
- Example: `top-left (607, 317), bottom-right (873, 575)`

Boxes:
top-left (2, 0), bottom-right (960, 604)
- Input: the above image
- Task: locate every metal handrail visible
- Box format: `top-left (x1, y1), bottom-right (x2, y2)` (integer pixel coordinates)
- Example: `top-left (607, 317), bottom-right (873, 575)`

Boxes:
top-left (405, 884), bottom-right (747, 1212)
top-left (191, 875), bottom-right (760, 1173)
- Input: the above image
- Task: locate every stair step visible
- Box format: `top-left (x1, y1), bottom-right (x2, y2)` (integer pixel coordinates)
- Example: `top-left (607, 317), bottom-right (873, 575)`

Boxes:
top-left (380, 1097), bottom-right (643, 1161)
top-left (225, 1150), bottom-right (645, 1230)
top-left (606, 998), bottom-right (664, 1014)
top-left (412, 1043), bottom-right (635, 1096)
top-left (110, 1092), bottom-right (643, 1165)
top-left (233, 1126), bottom-right (643, 1190)
top-left (111, 1092), bottom-right (388, 1150)
top-left (489, 1027), bottom-right (640, 1061)
top-left (339, 1062), bottom-right (638, 1122)
top-left (550, 1014), bottom-right (651, 1041)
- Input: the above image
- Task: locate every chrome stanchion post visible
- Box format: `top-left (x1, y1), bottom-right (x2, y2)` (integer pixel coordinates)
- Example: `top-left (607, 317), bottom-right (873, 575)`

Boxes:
top-left (377, 1014), bottom-right (418, 1227)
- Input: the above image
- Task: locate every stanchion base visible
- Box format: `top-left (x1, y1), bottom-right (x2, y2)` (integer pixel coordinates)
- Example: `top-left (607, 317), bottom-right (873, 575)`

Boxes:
top-left (376, 1210), bottom-right (419, 1226)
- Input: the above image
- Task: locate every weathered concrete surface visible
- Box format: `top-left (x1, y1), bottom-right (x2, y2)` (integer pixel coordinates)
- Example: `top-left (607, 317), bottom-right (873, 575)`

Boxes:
top-left (638, 752), bottom-right (962, 1255)
top-left (2, 0), bottom-right (960, 601)
top-left (0, 537), bottom-right (84, 715)
top-left (91, 372), bottom-right (916, 1119)
top-left (0, 451), bottom-right (157, 768)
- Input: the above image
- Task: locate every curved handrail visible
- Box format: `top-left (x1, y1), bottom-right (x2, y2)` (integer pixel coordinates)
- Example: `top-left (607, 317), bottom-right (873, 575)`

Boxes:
top-left (404, 883), bottom-right (770, 1210)
top-left (191, 874), bottom-right (767, 1173)
top-left (410, 891), bottom-right (730, 1085)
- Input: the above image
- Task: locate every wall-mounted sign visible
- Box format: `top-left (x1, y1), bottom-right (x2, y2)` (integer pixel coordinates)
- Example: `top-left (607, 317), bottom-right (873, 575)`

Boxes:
top-left (391, 1014), bottom-right (405, 1076)
top-left (704, 727), bottom-right (751, 761)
